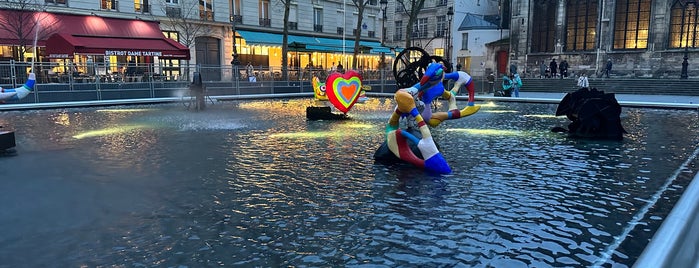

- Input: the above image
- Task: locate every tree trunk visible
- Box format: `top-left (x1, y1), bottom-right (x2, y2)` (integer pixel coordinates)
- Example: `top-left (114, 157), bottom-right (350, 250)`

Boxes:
top-left (352, 3), bottom-right (365, 70)
top-left (281, 0), bottom-right (290, 80)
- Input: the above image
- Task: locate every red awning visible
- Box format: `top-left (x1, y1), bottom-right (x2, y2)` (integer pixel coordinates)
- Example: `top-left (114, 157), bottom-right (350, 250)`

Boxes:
top-left (0, 10), bottom-right (190, 59)
top-left (46, 33), bottom-right (190, 59)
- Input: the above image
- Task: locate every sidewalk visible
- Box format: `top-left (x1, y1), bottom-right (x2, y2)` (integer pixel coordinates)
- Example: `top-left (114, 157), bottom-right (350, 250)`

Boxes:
top-left (472, 92), bottom-right (699, 110)
top-left (2, 92), bottom-right (699, 111)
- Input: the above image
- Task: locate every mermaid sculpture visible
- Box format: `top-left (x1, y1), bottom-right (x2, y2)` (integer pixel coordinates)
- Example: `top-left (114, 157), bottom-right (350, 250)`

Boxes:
top-left (0, 73), bottom-right (36, 103)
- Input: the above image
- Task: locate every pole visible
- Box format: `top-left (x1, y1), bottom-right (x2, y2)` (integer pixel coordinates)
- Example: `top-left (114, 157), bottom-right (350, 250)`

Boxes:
top-left (682, 6), bottom-right (692, 79)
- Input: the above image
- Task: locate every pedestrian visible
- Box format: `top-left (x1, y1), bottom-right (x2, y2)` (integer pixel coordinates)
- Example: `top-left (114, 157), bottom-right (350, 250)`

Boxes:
top-left (500, 74), bottom-right (513, 97)
top-left (605, 59), bottom-right (612, 78)
top-left (510, 63), bottom-right (518, 75)
top-left (456, 62), bottom-right (462, 71)
top-left (549, 59), bottom-right (558, 78)
top-left (512, 73), bottom-right (522, 97)
top-left (487, 72), bottom-right (495, 94)
top-left (539, 62), bottom-right (546, 78)
top-left (559, 59), bottom-right (569, 78)
top-left (577, 71), bottom-right (589, 88)
top-left (337, 62), bottom-right (344, 73)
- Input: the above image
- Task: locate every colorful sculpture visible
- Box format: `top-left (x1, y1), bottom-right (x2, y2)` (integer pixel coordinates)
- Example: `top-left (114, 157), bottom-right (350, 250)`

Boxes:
top-left (312, 76), bottom-right (328, 101)
top-left (379, 62), bottom-right (481, 174)
top-left (0, 73), bottom-right (35, 103)
top-left (325, 70), bottom-right (364, 114)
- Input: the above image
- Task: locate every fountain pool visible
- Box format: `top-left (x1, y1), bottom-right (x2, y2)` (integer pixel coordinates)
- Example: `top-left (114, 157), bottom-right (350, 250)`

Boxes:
top-left (0, 98), bottom-right (697, 267)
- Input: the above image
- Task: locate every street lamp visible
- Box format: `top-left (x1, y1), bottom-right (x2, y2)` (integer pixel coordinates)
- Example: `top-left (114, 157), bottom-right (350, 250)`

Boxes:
top-left (380, 0), bottom-right (388, 70)
top-left (446, 6), bottom-right (454, 70)
top-left (681, 1), bottom-right (696, 79)
top-left (231, 15), bottom-right (241, 82)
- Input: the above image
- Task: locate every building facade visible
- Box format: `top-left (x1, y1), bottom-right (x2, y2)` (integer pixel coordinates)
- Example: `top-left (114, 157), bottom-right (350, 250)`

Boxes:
top-left (509, 0), bottom-right (699, 79)
top-left (0, 0), bottom-right (389, 81)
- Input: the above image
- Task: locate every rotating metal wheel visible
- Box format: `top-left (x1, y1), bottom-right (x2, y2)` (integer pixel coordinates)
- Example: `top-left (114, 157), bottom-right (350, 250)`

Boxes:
top-left (392, 47), bottom-right (430, 89)
top-left (392, 47), bottom-right (452, 89)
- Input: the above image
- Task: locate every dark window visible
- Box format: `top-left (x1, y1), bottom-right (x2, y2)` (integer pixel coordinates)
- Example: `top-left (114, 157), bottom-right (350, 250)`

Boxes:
top-left (101, 0), bottom-right (117, 10)
top-left (613, 0), bottom-right (651, 49)
top-left (565, 0), bottom-right (597, 51)
top-left (531, 1), bottom-right (556, 53)
top-left (669, 0), bottom-right (699, 49)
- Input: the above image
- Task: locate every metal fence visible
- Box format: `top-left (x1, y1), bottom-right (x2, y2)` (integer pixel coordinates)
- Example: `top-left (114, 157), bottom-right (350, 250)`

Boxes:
top-left (0, 61), bottom-right (401, 105)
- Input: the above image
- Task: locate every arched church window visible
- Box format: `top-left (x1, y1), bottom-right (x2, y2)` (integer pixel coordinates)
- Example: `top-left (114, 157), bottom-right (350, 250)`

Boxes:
top-left (613, 0), bottom-right (651, 49)
top-left (669, 0), bottom-right (698, 49)
top-left (565, 0), bottom-right (598, 51)
top-left (531, 0), bottom-right (556, 53)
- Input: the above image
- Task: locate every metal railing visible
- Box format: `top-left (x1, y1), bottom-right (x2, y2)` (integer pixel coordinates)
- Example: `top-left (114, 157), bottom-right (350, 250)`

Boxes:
top-left (0, 61), bottom-right (401, 105)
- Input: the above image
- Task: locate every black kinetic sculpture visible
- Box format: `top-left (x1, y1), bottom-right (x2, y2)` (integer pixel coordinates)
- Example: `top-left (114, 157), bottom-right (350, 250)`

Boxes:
top-left (553, 87), bottom-right (627, 140)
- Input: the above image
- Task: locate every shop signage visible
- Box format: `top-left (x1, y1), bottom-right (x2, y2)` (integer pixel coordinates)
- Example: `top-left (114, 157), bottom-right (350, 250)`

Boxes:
top-left (48, 53), bottom-right (71, 58)
top-left (105, 50), bottom-right (163, 57)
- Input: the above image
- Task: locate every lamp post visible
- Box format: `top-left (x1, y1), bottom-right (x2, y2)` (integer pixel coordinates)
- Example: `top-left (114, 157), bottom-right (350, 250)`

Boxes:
top-left (446, 6), bottom-right (454, 71)
top-left (380, 0), bottom-right (388, 70)
top-left (231, 16), bottom-right (241, 83)
top-left (681, 1), bottom-right (696, 79)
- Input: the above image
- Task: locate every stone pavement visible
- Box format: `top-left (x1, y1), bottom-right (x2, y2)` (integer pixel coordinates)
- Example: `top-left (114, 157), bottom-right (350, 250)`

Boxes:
top-left (2, 91), bottom-right (699, 111)
top-left (470, 91), bottom-right (699, 110)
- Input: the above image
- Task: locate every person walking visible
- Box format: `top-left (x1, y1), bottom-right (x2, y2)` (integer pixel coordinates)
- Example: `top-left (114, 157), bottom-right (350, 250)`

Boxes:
top-left (500, 74), bottom-right (513, 97)
top-left (487, 72), bottom-right (495, 94)
top-left (559, 59), bottom-right (569, 78)
top-left (512, 73), bottom-right (522, 97)
top-left (549, 59), bottom-right (558, 79)
top-left (577, 72), bottom-right (589, 88)
top-left (539, 62), bottom-right (546, 78)
top-left (605, 59), bottom-right (613, 78)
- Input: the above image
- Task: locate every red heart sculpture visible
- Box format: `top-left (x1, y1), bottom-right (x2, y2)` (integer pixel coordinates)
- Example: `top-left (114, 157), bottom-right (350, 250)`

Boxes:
top-left (325, 70), bottom-right (363, 114)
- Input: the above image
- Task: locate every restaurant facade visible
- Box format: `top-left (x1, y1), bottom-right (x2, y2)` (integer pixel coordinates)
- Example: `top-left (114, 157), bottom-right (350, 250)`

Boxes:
top-left (0, 0), bottom-right (394, 83)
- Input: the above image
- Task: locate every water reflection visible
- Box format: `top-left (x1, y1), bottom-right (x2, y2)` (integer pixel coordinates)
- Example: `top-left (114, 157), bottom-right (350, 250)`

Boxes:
top-left (0, 101), bottom-right (696, 267)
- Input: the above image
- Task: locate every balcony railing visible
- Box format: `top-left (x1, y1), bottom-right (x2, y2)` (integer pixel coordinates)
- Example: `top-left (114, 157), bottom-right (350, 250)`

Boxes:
top-left (230, 14), bottom-right (242, 24)
top-left (337, 27), bottom-right (344, 35)
top-left (411, 31), bottom-right (428, 38)
top-left (259, 18), bottom-right (271, 27)
top-left (166, 6), bottom-right (182, 18)
top-left (287, 21), bottom-right (297, 30)
top-left (44, 0), bottom-right (66, 4)
top-left (200, 10), bottom-right (214, 21)
top-left (368, 31), bottom-right (375, 38)
top-left (314, 24), bottom-right (323, 32)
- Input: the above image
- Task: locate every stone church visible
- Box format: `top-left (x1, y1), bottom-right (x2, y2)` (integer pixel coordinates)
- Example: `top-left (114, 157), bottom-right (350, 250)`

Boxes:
top-left (508, 0), bottom-right (697, 78)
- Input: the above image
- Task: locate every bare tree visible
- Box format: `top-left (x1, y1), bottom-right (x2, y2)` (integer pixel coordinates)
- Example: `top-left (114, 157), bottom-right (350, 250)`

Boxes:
top-left (277, 0), bottom-right (291, 80)
top-left (396, 0), bottom-right (426, 49)
top-left (350, 0), bottom-right (371, 70)
top-left (0, 0), bottom-right (59, 62)
top-left (159, 0), bottom-right (212, 78)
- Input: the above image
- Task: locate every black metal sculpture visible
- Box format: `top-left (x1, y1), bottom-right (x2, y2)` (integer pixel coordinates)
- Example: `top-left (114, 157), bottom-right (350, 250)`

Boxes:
top-left (553, 87), bottom-right (627, 140)
top-left (0, 126), bottom-right (16, 154)
top-left (392, 47), bottom-right (450, 89)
